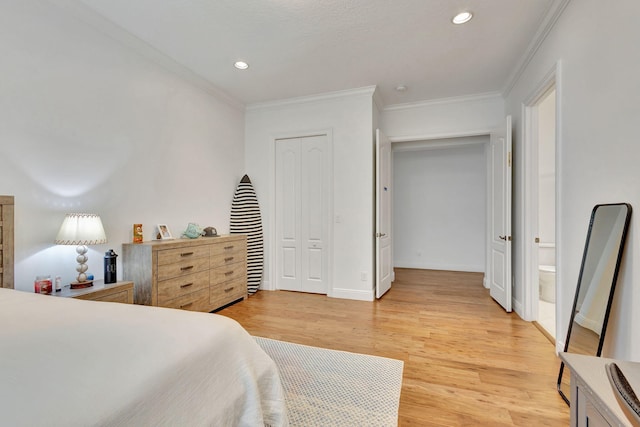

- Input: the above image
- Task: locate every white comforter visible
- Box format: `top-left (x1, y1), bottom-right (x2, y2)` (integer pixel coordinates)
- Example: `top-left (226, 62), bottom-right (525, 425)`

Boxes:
top-left (0, 288), bottom-right (288, 426)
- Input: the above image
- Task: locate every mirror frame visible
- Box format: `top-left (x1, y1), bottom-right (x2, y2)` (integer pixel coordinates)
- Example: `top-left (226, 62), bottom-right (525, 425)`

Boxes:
top-left (557, 202), bottom-right (632, 405)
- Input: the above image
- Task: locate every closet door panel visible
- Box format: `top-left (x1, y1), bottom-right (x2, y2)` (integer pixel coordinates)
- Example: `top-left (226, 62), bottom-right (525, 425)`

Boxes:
top-left (300, 135), bottom-right (328, 293)
top-left (276, 139), bottom-right (301, 290)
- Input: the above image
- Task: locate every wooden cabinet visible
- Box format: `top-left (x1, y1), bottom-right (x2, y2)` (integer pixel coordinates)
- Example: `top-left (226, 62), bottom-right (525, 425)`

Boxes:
top-left (560, 352), bottom-right (640, 426)
top-left (122, 235), bottom-right (247, 312)
top-left (0, 195), bottom-right (14, 289)
top-left (55, 280), bottom-right (134, 304)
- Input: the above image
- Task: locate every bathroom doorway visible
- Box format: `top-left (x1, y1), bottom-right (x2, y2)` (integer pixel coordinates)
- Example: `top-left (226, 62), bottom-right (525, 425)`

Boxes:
top-left (535, 88), bottom-right (557, 339)
top-left (521, 63), bottom-right (561, 347)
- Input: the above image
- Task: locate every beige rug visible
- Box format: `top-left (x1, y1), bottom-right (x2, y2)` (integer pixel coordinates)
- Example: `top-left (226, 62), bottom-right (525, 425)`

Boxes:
top-left (255, 337), bottom-right (403, 426)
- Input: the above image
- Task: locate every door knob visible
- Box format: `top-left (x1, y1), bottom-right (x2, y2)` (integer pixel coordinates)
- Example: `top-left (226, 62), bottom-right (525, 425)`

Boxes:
top-left (499, 235), bottom-right (507, 240)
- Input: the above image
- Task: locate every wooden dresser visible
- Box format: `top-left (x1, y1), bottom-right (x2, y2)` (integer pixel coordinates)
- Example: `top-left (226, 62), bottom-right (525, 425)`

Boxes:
top-left (122, 235), bottom-right (247, 312)
top-left (0, 195), bottom-right (14, 289)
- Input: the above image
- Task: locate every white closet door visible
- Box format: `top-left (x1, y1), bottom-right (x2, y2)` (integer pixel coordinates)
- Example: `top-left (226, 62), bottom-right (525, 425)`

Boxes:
top-left (276, 135), bottom-right (329, 294)
top-left (276, 139), bottom-right (301, 291)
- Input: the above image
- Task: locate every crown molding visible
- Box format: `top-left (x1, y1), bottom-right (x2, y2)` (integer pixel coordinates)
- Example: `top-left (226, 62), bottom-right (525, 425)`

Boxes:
top-left (246, 86), bottom-right (377, 111)
top-left (45, 0), bottom-right (244, 111)
top-left (383, 91), bottom-right (503, 112)
top-left (502, 0), bottom-right (572, 98)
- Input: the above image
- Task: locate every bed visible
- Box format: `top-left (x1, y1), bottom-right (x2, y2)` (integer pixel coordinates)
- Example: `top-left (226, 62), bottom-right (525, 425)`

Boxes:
top-left (0, 288), bottom-right (288, 426)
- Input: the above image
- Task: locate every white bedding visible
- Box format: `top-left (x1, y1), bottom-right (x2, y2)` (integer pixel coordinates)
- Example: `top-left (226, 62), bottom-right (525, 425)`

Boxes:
top-left (0, 288), bottom-right (288, 426)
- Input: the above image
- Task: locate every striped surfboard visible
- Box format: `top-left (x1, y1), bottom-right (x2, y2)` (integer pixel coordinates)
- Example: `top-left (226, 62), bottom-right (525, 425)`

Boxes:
top-left (230, 175), bottom-right (264, 295)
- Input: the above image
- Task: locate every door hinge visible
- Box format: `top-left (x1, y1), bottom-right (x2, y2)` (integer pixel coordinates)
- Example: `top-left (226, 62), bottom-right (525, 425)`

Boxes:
top-left (535, 237), bottom-right (540, 243)
top-left (507, 151), bottom-right (512, 167)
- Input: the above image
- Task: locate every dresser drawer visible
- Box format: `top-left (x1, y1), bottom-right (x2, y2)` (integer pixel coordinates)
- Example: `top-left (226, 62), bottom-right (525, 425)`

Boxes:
top-left (210, 240), bottom-right (246, 257)
top-left (210, 278), bottom-right (246, 308)
top-left (92, 290), bottom-right (131, 304)
top-left (157, 270), bottom-right (209, 304)
top-left (211, 262), bottom-right (246, 284)
top-left (157, 245), bottom-right (210, 265)
top-left (162, 288), bottom-right (210, 312)
top-left (157, 256), bottom-right (210, 281)
top-left (211, 250), bottom-right (246, 267)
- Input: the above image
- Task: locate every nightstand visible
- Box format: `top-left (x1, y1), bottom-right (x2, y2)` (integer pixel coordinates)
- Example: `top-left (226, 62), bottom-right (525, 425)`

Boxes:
top-left (54, 280), bottom-right (134, 304)
top-left (560, 352), bottom-right (640, 426)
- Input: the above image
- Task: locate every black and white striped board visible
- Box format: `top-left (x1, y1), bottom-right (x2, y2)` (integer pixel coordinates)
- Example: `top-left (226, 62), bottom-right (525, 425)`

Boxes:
top-left (230, 175), bottom-right (264, 295)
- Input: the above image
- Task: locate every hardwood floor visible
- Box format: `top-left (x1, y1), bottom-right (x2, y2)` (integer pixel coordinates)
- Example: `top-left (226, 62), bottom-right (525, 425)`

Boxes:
top-left (218, 268), bottom-right (570, 426)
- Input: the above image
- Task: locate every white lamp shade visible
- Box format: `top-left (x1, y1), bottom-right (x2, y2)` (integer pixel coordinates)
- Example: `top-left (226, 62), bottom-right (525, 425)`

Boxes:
top-left (55, 213), bottom-right (107, 245)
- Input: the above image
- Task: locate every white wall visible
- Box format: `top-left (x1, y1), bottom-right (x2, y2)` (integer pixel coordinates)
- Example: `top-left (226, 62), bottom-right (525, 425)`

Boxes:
top-left (0, 0), bottom-right (245, 291)
top-left (393, 139), bottom-right (487, 272)
top-left (245, 88), bottom-right (375, 301)
top-left (505, 0), bottom-right (640, 359)
top-left (382, 94), bottom-right (505, 140)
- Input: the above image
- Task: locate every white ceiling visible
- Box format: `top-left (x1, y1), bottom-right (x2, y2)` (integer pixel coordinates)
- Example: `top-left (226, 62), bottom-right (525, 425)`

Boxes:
top-left (72, 0), bottom-right (557, 107)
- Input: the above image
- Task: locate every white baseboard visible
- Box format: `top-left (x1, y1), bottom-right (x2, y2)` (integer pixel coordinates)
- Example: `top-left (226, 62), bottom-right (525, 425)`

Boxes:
top-left (394, 261), bottom-right (484, 273)
top-left (259, 279), bottom-right (274, 291)
top-left (262, 281), bottom-right (374, 302)
top-left (330, 287), bottom-right (374, 301)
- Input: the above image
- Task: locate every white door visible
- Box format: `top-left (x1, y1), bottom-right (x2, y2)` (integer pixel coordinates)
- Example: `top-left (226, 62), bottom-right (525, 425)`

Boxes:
top-left (275, 135), bottom-right (329, 294)
top-left (376, 129), bottom-right (393, 298)
top-left (489, 116), bottom-right (513, 312)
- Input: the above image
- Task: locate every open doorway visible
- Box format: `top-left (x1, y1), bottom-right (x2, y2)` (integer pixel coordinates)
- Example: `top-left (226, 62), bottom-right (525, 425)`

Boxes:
top-left (535, 88), bottom-right (557, 339)
top-left (381, 124), bottom-right (514, 309)
top-left (391, 136), bottom-right (488, 276)
top-left (522, 63), bottom-right (561, 345)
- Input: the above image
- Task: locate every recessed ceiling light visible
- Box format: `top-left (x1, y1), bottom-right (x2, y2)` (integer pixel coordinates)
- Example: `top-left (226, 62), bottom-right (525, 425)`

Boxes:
top-left (234, 61), bottom-right (249, 70)
top-left (452, 11), bottom-right (473, 25)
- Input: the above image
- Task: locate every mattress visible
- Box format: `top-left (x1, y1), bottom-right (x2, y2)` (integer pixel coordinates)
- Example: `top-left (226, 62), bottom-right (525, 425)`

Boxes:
top-left (0, 288), bottom-right (288, 426)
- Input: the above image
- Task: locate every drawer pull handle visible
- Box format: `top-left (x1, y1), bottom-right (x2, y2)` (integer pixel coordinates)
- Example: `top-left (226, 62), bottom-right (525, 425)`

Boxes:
top-left (180, 252), bottom-right (194, 257)
top-left (224, 245), bottom-right (234, 250)
top-left (180, 282), bottom-right (193, 288)
top-left (180, 266), bottom-right (194, 271)
top-left (224, 257), bottom-right (234, 262)
top-left (180, 302), bottom-right (193, 309)
top-left (224, 271), bottom-right (234, 276)
top-left (224, 287), bottom-right (234, 293)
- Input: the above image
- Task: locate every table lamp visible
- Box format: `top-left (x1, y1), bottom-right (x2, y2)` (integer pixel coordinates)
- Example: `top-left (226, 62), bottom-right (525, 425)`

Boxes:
top-left (55, 213), bottom-right (107, 289)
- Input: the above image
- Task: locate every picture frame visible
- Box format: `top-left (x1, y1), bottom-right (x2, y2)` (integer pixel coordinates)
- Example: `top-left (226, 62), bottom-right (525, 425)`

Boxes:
top-left (157, 224), bottom-right (173, 240)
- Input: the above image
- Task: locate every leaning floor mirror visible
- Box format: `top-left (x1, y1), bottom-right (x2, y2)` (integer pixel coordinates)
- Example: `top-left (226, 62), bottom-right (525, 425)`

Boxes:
top-left (557, 203), bottom-right (632, 404)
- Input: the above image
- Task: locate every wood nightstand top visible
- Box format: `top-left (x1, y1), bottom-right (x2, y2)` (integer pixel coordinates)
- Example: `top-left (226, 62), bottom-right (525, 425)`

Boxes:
top-left (54, 280), bottom-right (134, 304)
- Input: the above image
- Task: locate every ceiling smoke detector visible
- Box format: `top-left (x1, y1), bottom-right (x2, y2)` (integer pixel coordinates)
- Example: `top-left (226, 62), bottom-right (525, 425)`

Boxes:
top-left (452, 12), bottom-right (473, 25)
top-left (234, 61), bottom-right (249, 70)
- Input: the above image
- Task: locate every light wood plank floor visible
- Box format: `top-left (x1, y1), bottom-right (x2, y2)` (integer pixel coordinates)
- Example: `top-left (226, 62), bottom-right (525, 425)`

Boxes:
top-left (219, 268), bottom-right (570, 426)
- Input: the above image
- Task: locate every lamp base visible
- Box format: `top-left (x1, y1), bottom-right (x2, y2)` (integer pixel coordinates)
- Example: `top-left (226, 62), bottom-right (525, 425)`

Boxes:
top-left (70, 280), bottom-right (93, 289)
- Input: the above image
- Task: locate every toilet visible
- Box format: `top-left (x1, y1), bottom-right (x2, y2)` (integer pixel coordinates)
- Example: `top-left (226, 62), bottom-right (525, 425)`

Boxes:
top-left (539, 265), bottom-right (556, 303)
